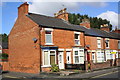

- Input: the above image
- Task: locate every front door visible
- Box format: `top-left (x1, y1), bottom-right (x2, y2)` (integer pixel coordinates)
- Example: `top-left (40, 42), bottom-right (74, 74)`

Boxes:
top-left (58, 52), bottom-right (64, 69)
top-left (66, 51), bottom-right (71, 64)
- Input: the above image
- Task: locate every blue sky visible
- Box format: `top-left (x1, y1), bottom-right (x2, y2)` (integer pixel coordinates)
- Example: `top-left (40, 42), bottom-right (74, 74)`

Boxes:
top-left (2, 2), bottom-right (119, 34)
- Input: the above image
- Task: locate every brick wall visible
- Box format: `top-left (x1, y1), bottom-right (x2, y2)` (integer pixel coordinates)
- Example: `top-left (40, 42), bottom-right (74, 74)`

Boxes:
top-left (110, 39), bottom-right (118, 50)
top-left (9, 3), bottom-right (41, 73)
top-left (90, 60), bottom-right (111, 70)
top-left (115, 58), bottom-right (120, 66)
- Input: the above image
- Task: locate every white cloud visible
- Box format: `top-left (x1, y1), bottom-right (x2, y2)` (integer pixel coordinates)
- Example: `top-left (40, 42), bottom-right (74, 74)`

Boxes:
top-left (29, 2), bottom-right (80, 16)
top-left (29, 1), bottom-right (108, 16)
top-left (97, 11), bottom-right (119, 30)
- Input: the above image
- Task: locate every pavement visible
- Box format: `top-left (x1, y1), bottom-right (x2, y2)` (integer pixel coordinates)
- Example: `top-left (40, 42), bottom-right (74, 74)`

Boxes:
top-left (2, 67), bottom-right (120, 79)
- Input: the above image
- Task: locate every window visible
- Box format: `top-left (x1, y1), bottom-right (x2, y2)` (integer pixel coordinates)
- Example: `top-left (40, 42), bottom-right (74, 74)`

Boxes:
top-left (97, 39), bottom-right (101, 48)
top-left (74, 51), bottom-right (79, 63)
top-left (43, 50), bottom-right (56, 66)
top-left (106, 50), bottom-right (112, 60)
top-left (105, 40), bottom-right (109, 48)
top-left (44, 51), bottom-right (49, 65)
top-left (73, 49), bottom-right (84, 64)
top-left (96, 51), bottom-right (105, 63)
top-left (74, 33), bottom-right (80, 45)
top-left (50, 51), bottom-right (55, 65)
top-left (118, 41), bottom-right (120, 49)
top-left (45, 30), bottom-right (53, 44)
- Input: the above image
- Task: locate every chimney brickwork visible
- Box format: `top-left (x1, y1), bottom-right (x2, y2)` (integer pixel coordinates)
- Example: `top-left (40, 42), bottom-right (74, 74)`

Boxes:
top-left (54, 8), bottom-right (68, 21)
top-left (18, 2), bottom-right (29, 17)
top-left (100, 24), bottom-right (110, 32)
top-left (80, 19), bottom-right (90, 29)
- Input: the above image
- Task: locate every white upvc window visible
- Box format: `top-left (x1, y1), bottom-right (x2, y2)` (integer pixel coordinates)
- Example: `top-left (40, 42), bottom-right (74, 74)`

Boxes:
top-left (45, 28), bottom-right (53, 45)
top-left (42, 50), bottom-right (56, 67)
top-left (74, 32), bottom-right (80, 45)
top-left (73, 49), bottom-right (84, 64)
top-left (97, 39), bottom-right (101, 48)
top-left (106, 50), bottom-right (112, 60)
top-left (96, 51), bottom-right (105, 63)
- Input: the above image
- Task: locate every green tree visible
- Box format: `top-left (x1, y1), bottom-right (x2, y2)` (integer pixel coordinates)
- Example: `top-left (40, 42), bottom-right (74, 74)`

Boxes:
top-left (68, 13), bottom-right (112, 31)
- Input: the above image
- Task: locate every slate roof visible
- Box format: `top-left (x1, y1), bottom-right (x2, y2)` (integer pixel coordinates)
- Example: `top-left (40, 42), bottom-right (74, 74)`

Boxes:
top-left (27, 13), bottom-right (120, 40)
top-left (27, 13), bottom-right (84, 32)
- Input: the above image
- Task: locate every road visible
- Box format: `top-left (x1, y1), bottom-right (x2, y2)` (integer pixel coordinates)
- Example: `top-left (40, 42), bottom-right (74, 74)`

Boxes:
top-left (2, 69), bottom-right (120, 80)
top-left (91, 71), bottom-right (119, 78)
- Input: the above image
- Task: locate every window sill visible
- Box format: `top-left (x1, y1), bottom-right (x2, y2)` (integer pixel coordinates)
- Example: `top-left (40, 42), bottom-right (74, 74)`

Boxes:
top-left (74, 44), bottom-right (81, 46)
top-left (41, 65), bottom-right (52, 67)
top-left (45, 43), bottom-right (54, 45)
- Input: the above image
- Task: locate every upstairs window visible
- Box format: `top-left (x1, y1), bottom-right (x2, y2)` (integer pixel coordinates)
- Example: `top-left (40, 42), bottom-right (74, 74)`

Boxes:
top-left (97, 39), bottom-right (101, 48)
top-left (105, 40), bottom-right (109, 48)
top-left (74, 32), bottom-right (80, 45)
top-left (45, 28), bottom-right (53, 45)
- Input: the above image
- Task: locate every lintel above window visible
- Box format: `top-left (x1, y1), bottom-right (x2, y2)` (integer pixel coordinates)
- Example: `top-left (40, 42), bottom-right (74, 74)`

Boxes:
top-left (45, 28), bottom-right (53, 31)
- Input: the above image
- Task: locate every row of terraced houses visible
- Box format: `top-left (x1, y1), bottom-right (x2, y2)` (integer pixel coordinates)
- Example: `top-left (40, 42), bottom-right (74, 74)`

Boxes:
top-left (3, 2), bottom-right (120, 73)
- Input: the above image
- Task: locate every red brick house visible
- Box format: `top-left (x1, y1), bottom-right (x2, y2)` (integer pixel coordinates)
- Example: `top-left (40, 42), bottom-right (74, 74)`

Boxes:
top-left (8, 2), bottom-right (120, 73)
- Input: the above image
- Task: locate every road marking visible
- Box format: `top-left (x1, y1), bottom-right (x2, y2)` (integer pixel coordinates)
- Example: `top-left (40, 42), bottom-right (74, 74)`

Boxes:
top-left (91, 71), bottom-right (118, 78)
top-left (4, 76), bottom-right (20, 79)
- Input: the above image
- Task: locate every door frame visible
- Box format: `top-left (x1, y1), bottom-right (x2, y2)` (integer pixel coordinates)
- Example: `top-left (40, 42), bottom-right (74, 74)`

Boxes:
top-left (58, 51), bottom-right (64, 69)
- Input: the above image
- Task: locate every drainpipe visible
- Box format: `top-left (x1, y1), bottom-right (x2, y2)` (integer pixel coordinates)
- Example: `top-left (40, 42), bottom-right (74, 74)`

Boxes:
top-left (103, 38), bottom-right (106, 61)
top-left (39, 26), bottom-right (42, 72)
top-left (83, 33), bottom-right (87, 61)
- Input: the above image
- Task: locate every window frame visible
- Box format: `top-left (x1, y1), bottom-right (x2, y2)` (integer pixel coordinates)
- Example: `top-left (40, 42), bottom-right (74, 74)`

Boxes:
top-left (73, 49), bottom-right (84, 64)
top-left (45, 28), bottom-right (53, 45)
top-left (105, 38), bottom-right (110, 48)
top-left (74, 32), bottom-right (80, 45)
top-left (42, 50), bottom-right (56, 67)
top-left (97, 39), bottom-right (101, 48)
top-left (96, 51), bottom-right (105, 63)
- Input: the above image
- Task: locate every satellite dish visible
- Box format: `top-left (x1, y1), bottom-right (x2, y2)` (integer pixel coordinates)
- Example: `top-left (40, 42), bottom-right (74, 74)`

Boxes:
top-left (32, 38), bottom-right (38, 43)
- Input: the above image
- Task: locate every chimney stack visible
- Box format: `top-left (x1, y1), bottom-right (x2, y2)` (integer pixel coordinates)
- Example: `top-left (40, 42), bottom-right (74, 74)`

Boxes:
top-left (112, 27), bottom-right (120, 33)
top-left (18, 2), bottom-right (29, 17)
top-left (80, 19), bottom-right (90, 29)
top-left (100, 24), bottom-right (110, 32)
top-left (54, 8), bottom-right (68, 21)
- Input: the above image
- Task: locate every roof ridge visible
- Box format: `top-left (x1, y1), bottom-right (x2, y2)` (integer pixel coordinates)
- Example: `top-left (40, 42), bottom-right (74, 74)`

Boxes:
top-left (28, 12), bottom-right (62, 20)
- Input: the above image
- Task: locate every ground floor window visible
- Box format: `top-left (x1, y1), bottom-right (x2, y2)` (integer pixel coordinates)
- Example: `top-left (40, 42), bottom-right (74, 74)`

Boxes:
top-left (43, 50), bottom-right (56, 66)
top-left (96, 51), bottom-right (105, 63)
top-left (73, 49), bottom-right (84, 64)
top-left (106, 50), bottom-right (112, 60)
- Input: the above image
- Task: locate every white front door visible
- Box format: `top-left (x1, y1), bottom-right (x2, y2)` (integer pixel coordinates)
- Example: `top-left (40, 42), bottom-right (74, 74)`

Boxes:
top-left (58, 52), bottom-right (64, 69)
top-left (66, 51), bottom-right (71, 64)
